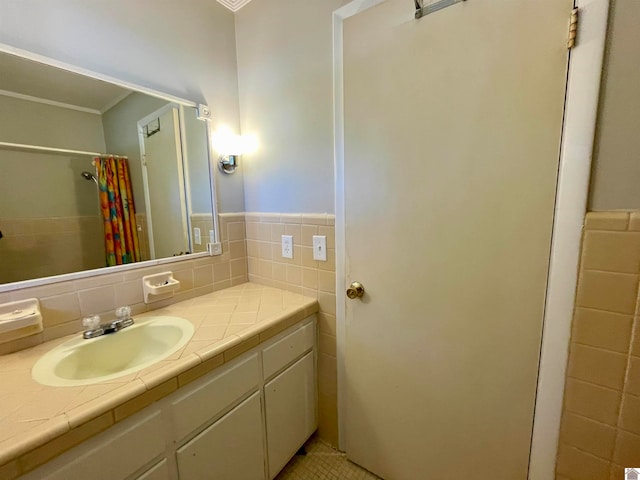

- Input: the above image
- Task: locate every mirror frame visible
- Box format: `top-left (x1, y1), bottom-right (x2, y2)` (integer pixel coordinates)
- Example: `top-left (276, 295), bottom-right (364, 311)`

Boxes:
top-left (0, 42), bottom-right (221, 293)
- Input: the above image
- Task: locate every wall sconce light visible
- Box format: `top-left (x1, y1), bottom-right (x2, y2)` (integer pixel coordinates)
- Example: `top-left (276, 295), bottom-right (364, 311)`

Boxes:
top-left (219, 154), bottom-right (240, 174)
top-left (212, 127), bottom-right (257, 175)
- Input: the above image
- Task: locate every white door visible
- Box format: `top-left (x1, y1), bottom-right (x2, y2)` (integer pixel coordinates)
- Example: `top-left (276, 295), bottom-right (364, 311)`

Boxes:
top-left (140, 106), bottom-right (190, 259)
top-left (342, 0), bottom-right (571, 479)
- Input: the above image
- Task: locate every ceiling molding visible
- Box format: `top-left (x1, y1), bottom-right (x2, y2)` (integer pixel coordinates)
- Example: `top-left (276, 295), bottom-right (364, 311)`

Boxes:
top-left (0, 89), bottom-right (101, 115)
top-left (216, 0), bottom-right (254, 12)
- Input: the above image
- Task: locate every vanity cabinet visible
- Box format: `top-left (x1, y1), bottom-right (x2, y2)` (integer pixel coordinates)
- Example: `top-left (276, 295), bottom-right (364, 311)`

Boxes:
top-left (20, 316), bottom-right (316, 480)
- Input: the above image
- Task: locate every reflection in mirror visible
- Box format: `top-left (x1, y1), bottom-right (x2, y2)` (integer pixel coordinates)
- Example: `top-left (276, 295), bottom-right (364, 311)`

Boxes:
top-left (0, 51), bottom-right (215, 285)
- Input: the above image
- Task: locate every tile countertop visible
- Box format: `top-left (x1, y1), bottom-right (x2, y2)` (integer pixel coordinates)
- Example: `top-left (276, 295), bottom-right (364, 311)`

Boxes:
top-left (0, 283), bottom-right (318, 475)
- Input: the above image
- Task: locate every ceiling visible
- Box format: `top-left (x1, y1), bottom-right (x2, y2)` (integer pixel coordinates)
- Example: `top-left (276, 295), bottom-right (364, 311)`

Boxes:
top-left (0, 1), bottom-right (253, 110)
top-left (0, 52), bottom-right (132, 113)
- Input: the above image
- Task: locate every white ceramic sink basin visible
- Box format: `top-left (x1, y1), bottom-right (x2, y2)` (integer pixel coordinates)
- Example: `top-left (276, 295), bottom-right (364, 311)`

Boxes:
top-left (32, 316), bottom-right (194, 387)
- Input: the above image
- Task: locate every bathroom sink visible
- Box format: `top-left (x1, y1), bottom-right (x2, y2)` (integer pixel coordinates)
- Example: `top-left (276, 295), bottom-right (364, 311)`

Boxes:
top-left (32, 316), bottom-right (194, 387)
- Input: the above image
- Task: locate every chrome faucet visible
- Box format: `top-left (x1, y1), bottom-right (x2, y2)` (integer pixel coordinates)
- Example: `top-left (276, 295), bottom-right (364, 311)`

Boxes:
top-left (82, 306), bottom-right (135, 339)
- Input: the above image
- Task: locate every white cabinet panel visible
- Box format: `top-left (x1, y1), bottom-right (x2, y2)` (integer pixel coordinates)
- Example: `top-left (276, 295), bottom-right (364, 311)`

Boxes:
top-left (22, 409), bottom-right (165, 480)
top-left (170, 353), bottom-right (259, 442)
top-left (176, 392), bottom-right (265, 480)
top-left (262, 321), bottom-right (315, 380)
top-left (265, 352), bottom-right (316, 479)
top-left (135, 459), bottom-right (169, 480)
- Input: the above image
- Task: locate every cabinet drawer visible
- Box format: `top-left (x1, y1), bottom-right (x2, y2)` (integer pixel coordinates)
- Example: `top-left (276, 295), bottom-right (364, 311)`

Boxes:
top-left (169, 353), bottom-right (259, 441)
top-left (263, 321), bottom-right (315, 380)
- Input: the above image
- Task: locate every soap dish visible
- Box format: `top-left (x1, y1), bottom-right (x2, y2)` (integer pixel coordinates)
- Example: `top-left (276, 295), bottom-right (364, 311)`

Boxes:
top-left (142, 271), bottom-right (180, 303)
top-left (0, 298), bottom-right (43, 343)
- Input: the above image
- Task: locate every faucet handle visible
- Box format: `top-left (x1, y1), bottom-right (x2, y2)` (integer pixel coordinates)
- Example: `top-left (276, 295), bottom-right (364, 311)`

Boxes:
top-left (82, 315), bottom-right (101, 330)
top-left (115, 305), bottom-right (131, 319)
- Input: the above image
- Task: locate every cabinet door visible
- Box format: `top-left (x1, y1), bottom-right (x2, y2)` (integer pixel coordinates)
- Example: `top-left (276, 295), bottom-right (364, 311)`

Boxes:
top-left (264, 352), bottom-right (316, 479)
top-left (20, 408), bottom-right (165, 480)
top-left (135, 459), bottom-right (169, 480)
top-left (176, 392), bottom-right (265, 480)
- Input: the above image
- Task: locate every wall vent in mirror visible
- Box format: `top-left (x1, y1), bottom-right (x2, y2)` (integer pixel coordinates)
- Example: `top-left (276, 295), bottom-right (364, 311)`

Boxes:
top-left (0, 49), bottom-right (218, 287)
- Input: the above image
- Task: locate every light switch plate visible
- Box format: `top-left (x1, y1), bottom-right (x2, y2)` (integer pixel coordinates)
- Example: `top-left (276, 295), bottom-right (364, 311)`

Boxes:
top-left (194, 227), bottom-right (202, 245)
top-left (281, 235), bottom-right (293, 259)
top-left (313, 235), bottom-right (327, 261)
top-left (196, 104), bottom-right (212, 120)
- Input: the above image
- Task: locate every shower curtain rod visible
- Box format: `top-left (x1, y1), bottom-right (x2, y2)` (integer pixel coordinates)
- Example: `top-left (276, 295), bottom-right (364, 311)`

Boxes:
top-left (0, 141), bottom-right (127, 159)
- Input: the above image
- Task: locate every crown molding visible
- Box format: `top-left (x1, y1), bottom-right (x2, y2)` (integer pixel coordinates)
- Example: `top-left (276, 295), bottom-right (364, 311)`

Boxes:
top-left (216, 0), bottom-right (254, 12)
top-left (0, 89), bottom-right (101, 115)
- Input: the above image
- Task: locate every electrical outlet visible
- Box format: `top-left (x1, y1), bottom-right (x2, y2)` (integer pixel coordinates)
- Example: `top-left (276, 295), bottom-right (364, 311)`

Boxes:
top-left (208, 242), bottom-right (222, 255)
top-left (313, 235), bottom-right (327, 261)
top-left (209, 230), bottom-right (215, 240)
top-left (194, 227), bottom-right (201, 245)
top-left (281, 235), bottom-right (293, 259)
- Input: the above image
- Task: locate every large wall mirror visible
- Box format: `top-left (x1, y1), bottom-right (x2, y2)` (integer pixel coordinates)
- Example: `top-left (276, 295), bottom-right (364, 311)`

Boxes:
top-left (0, 49), bottom-right (217, 286)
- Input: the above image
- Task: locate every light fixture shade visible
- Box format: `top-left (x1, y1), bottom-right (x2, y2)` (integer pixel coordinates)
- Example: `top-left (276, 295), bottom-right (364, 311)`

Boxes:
top-left (212, 127), bottom-right (243, 156)
top-left (213, 127), bottom-right (258, 175)
top-left (213, 127), bottom-right (258, 156)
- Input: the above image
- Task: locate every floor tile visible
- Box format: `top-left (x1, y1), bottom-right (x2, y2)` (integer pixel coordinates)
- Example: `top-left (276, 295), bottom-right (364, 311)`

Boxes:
top-left (276, 435), bottom-right (381, 480)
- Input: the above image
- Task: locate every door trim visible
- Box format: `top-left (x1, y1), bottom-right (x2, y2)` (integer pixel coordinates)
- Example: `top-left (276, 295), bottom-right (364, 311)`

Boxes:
top-left (332, 0), bottom-right (610, 478)
top-left (528, 0), bottom-right (610, 478)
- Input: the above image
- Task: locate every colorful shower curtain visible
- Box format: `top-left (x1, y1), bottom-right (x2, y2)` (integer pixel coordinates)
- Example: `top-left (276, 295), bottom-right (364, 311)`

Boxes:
top-left (95, 156), bottom-right (141, 266)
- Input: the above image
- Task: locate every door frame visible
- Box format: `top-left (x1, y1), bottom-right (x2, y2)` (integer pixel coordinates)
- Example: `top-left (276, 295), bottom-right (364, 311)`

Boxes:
top-left (332, 0), bottom-right (610, 478)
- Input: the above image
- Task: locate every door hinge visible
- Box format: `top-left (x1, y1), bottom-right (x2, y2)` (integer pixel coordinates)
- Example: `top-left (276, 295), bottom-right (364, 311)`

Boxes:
top-left (567, 7), bottom-right (578, 49)
top-left (414, 0), bottom-right (466, 20)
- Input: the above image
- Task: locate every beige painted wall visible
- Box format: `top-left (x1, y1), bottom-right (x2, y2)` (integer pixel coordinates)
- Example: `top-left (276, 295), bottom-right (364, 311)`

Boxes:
top-left (0, 0), bottom-right (244, 213)
top-left (0, 150), bottom-right (102, 218)
top-left (235, 0), bottom-right (349, 214)
top-left (184, 106), bottom-right (214, 214)
top-left (0, 95), bottom-right (105, 151)
top-left (589, 0), bottom-right (640, 210)
top-left (0, 95), bottom-right (105, 218)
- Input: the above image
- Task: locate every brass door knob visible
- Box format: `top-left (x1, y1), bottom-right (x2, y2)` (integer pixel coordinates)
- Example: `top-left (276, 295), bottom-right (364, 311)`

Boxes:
top-left (347, 281), bottom-right (365, 299)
